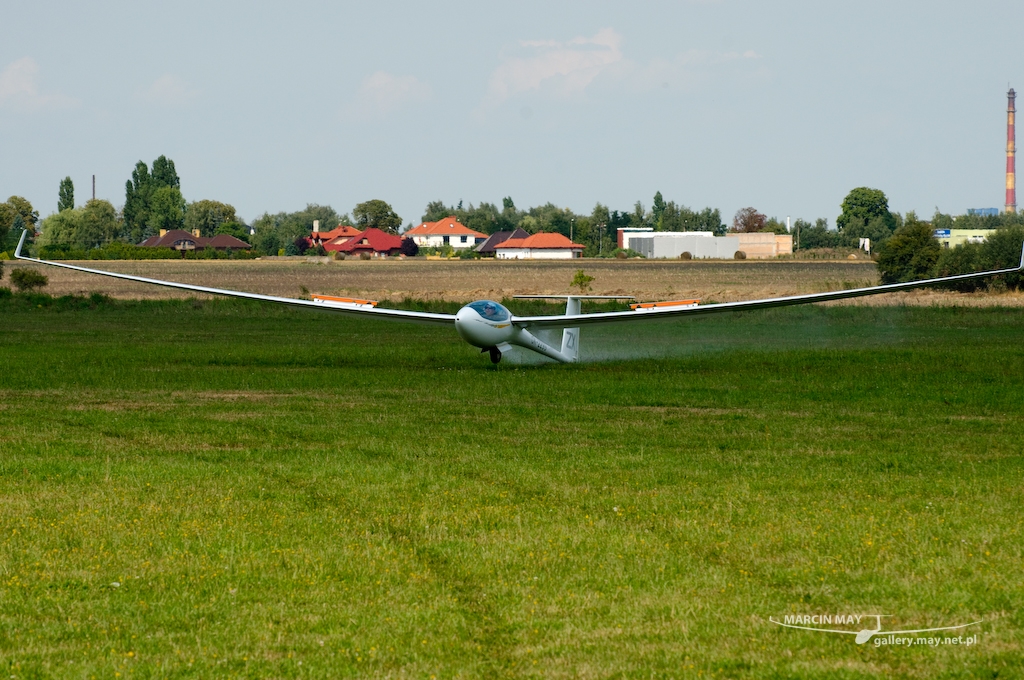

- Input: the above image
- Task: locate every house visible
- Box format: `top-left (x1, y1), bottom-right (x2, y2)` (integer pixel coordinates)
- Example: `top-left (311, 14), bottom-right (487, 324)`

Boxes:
top-left (475, 228), bottom-right (530, 255)
top-left (311, 225), bottom-right (363, 252)
top-left (140, 229), bottom-right (251, 251)
top-left (332, 228), bottom-right (404, 257)
top-left (494, 232), bottom-right (585, 259)
top-left (405, 216), bottom-right (488, 250)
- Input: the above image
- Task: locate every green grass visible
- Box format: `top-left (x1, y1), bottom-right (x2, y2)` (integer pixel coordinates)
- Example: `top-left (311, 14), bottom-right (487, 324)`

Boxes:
top-left (1, 296), bottom-right (1022, 678)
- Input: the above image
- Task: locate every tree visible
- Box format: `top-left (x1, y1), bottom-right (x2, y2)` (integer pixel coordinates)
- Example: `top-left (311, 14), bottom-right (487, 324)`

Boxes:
top-left (123, 156), bottom-right (183, 242)
top-left (79, 199), bottom-right (120, 248)
top-left (353, 199), bottom-right (402, 234)
top-left (795, 218), bottom-right (841, 249)
top-left (58, 177), bottom-right (74, 212)
top-left (732, 207), bottom-right (766, 233)
top-left (876, 217), bottom-right (941, 284)
top-left (400, 237), bottom-right (419, 256)
top-left (151, 155), bottom-right (180, 188)
top-left (422, 200), bottom-right (453, 223)
top-left (146, 185), bottom-right (186, 234)
top-left (214, 221), bottom-right (251, 244)
top-left (185, 200), bottom-right (237, 237)
top-left (6, 196), bottom-right (38, 231)
top-left (841, 215), bottom-right (895, 249)
top-left (123, 161), bottom-right (152, 242)
top-left (652, 191), bottom-right (666, 229)
top-left (838, 187), bottom-right (896, 234)
top-left (37, 209), bottom-right (82, 248)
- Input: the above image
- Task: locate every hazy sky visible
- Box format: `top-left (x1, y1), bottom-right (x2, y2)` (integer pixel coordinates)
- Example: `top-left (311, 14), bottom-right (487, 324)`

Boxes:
top-left (3, 0), bottom-right (1024, 228)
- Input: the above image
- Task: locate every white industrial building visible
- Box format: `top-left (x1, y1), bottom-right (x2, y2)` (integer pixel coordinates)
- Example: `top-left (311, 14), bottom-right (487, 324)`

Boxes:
top-left (620, 228), bottom-right (793, 259)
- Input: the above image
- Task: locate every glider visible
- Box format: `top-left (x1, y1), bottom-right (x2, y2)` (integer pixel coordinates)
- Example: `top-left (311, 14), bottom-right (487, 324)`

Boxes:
top-left (15, 230), bottom-right (1024, 364)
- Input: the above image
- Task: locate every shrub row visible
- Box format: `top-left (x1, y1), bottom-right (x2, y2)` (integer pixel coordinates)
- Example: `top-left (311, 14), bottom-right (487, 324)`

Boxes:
top-left (37, 243), bottom-right (260, 260)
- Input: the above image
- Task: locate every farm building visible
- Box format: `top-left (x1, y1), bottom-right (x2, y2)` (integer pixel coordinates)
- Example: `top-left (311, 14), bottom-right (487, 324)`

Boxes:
top-left (629, 232), bottom-right (792, 259)
top-left (405, 216), bottom-right (488, 250)
top-left (494, 232), bottom-right (585, 259)
top-left (140, 229), bottom-right (251, 252)
top-left (331, 228), bottom-right (404, 257)
top-left (475, 228), bottom-right (530, 255)
top-left (933, 229), bottom-right (998, 248)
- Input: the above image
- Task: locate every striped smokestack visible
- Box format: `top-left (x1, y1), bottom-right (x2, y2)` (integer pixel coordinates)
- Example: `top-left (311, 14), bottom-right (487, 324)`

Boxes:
top-left (1007, 88), bottom-right (1016, 213)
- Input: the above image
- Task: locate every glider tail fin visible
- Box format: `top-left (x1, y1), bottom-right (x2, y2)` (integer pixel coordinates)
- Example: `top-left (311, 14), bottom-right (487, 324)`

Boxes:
top-left (560, 296), bottom-right (581, 362)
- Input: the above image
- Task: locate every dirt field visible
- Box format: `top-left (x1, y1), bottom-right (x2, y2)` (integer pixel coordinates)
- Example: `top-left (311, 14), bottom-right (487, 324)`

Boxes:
top-left (10, 257), bottom-right (1024, 306)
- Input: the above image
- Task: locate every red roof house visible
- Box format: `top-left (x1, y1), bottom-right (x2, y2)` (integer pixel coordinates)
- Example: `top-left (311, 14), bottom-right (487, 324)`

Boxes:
top-left (310, 225), bottom-right (363, 251)
top-left (333, 228), bottom-right (404, 257)
top-left (494, 232), bottom-right (585, 259)
top-left (405, 216), bottom-right (487, 250)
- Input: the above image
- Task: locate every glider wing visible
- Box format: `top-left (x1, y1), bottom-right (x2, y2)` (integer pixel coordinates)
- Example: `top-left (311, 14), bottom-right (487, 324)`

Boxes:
top-left (512, 244), bottom-right (1024, 329)
top-left (13, 231), bottom-right (455, 325)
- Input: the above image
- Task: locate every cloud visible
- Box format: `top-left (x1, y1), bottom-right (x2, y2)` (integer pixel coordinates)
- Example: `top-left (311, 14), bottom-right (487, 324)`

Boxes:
top-left (624, 48), bottom-right (763, 91)
top-left (349, 71), bottom-right (431, 117)
top-left (481, 28), bottom-right (623, 108)
top-left (138, 74), bottom-right (199, 107)
top-left (0, 57), bottom-right (77, 111)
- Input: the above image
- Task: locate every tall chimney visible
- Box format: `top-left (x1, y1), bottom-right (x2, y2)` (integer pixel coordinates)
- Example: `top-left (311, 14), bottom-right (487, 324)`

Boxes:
top-left (1007, 88), bottom-right (1016, 213)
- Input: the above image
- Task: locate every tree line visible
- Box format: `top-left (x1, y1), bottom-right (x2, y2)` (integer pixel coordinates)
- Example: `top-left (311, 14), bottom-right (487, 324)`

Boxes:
top-left (7, 159), bottom-right (1023, 266)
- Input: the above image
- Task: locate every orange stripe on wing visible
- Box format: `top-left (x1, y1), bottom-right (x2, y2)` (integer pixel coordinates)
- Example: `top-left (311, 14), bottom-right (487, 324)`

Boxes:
top-left (630, 299), bottom-right (700, 310)
top-left (312, 295), bottom-right (378, 307)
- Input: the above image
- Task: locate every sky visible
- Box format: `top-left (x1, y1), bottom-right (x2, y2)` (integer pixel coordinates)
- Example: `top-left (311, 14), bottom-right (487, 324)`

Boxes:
top-left (3, 0), bottom-right (1024, 229)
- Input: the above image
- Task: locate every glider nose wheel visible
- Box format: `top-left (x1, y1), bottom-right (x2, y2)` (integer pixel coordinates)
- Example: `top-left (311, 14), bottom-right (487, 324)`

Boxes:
top-left (488, 347), bottom-right (502, 364)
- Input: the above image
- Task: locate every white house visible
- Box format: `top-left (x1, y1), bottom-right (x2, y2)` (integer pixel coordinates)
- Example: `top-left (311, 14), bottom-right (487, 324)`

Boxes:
top-left (405, 216), bottom-right (488, 250)
top-left (494, 232), bottom-right (585, 259)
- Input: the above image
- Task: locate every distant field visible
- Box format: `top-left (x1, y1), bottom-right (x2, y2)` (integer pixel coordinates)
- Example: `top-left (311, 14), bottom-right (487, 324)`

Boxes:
top-left (1, 296), bottom-right (1021, 678)
top-left (16, 257), bottom-right (1024, 308)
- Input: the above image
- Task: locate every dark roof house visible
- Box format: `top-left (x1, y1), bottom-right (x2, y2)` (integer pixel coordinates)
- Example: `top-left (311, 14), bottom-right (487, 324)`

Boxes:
top-left (475, 228), bottom-right (529, 255)
top-left (140, 229), bottom-right (251, 251)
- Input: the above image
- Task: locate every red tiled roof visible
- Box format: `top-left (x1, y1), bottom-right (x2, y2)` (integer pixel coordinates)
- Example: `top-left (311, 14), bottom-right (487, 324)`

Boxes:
top-left (494, 232), bottom-right (584, 249)
top-left (314, 225), bottom-right (362, 240)
top-left (333, 227), bottom-right (404, 253)
top-left (406, 216), bottom-right (487, 239)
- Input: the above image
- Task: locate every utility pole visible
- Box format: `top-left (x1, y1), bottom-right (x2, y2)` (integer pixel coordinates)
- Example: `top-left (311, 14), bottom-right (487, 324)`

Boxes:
top-left (92, 174), bottom-right (96, 201)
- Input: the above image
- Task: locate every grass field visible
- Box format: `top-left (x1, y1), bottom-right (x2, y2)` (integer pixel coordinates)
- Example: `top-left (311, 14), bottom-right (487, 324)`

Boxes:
top-left (1, 294), bottom-right (1022, 678)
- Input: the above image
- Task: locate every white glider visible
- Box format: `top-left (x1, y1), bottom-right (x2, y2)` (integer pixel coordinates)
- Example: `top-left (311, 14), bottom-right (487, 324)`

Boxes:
top-left (15, 230), bottom-right (1024, 364)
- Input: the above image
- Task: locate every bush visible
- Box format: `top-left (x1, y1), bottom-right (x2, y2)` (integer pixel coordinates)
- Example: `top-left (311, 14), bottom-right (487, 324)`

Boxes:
top-left (876, 220), bottom-right (940, 284)
top-left (458, 248), bottom-right (477, 260)
top-left (9, 268), bottom-right (48, 292)
top-left (734, 250), bottom-right (747, 260)
top-left (933, 225), bottom-right (1024, 292)
top-left (400, 238), bottom-right (419, 257)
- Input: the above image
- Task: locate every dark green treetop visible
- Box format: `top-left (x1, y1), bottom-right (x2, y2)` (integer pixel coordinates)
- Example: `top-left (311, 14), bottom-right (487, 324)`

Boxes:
top-left (354, 199), bottom-right (402, 235)
top-left (838, 187), bottom-right (896, 233)
top-left (58, 177), bottom-right (74, 212)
